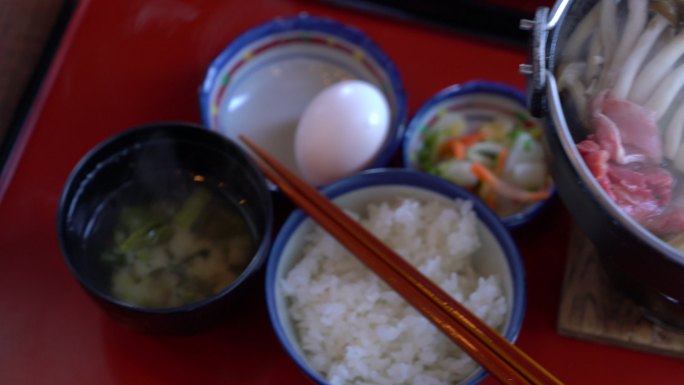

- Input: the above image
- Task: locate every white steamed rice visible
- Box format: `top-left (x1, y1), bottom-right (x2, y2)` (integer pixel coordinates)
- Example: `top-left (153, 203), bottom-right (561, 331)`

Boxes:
top-left (280, 196), bottom-right (508, 385)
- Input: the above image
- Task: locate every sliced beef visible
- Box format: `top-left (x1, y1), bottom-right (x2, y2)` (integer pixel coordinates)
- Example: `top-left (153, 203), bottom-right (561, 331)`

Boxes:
top-left (590, 92), bottom-right (661, 164)
top-left (643, 208), bottom-right (684, 236)
top-left (605, 163), bottom-right (673, 223)
top-left (577, 131), bottom-right (683, 236)
top-left (577, 139), bottom-right (613, 197)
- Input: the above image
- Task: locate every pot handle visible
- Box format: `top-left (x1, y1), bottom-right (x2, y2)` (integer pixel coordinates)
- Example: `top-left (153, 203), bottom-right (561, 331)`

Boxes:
top-left (519, 0), bottom-right (571, 117)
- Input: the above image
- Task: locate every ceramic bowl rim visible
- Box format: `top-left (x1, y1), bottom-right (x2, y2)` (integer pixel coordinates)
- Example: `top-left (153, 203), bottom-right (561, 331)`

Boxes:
top-left (402, 80), bottom-right (554, 228)
top-left (265, 168), bottom-right (526, 385)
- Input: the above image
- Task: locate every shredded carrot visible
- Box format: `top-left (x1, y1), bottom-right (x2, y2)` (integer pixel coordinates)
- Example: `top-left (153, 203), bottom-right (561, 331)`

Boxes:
top-left (475, 181), bottom-right (496, 209)
top-left (437, 131), bottom-right (487, 159)
top-left (482, 184), bottom-right (496, 209)
top-left (495, 148), bottom-right (508, 176)
top-left (453, 141), bottom-right (466, 160)
top-left (458, 131), bottom-right (487, 146)
top-left (470, 161), bottom-right (551, 202)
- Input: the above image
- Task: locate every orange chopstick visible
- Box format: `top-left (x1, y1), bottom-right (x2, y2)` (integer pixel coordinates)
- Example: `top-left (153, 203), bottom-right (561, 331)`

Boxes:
top-left (240, 136), bottom-right (563, 385)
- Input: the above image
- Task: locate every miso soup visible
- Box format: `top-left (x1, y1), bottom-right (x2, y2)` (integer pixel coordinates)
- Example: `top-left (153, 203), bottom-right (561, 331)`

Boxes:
top-left (85, 173), bottom-right (256, 308)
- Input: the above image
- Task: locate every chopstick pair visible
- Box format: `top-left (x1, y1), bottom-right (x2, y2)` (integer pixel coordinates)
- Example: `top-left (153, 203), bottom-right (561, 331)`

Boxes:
top-left (239, 136), bottom-right (563, 385)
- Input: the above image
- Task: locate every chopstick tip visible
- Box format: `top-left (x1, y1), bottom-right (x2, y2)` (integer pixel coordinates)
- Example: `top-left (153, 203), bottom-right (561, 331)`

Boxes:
top-left (238, 135), bottom-right (259, 153)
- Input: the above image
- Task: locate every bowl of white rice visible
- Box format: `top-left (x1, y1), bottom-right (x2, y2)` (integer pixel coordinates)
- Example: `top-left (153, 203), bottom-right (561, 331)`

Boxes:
top-left (265, 169), bottom-right (525, 385)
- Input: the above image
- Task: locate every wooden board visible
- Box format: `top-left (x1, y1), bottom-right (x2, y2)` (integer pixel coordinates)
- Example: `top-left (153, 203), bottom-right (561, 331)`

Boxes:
top-left (557, 228), bottom-right (684, 359)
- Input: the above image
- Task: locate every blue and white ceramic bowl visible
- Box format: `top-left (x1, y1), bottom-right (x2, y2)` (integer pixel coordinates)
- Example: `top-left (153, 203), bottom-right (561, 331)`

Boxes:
top-left (200, 15), bottom-right (406, 184)
top-left (403, 81), bottom-right (554, 228)
top-left (265, 169), bottom-right (525, 385)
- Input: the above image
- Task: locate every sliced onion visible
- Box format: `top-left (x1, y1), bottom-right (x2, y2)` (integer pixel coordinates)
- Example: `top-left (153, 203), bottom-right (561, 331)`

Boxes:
top-left (436, 160), bottom-right (478, 187)
top-left (509, 162), bottom-right (548, 191)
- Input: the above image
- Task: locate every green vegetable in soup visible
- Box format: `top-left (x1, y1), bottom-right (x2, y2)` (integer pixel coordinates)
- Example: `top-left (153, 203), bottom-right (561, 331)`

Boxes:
top-left (101, 186), bottom-right (255, 308)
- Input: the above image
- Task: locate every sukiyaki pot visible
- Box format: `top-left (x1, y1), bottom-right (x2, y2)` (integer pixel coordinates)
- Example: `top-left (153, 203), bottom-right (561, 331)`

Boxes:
top-left (526, 0), bottom-right (684, 329)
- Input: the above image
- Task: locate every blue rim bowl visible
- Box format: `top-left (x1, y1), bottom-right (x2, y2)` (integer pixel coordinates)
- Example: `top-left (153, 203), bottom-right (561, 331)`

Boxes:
top-left (265, 168), bottom-right (525, 385)
top-left (402, 80), bottom-right (554, 229)
top-left (199, 14), bottom-right (407, 187)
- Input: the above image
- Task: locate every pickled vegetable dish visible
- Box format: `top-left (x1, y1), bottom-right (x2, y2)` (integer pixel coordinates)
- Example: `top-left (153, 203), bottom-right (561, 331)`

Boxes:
top-left (94, 182), bottom-right (255, 308)
top-left (416, 111), bottom-right (551, 217)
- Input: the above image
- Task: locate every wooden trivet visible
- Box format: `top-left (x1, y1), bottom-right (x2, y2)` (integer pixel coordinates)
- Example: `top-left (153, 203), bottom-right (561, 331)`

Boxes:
top-left (557, 227), bottom-right (684, 359)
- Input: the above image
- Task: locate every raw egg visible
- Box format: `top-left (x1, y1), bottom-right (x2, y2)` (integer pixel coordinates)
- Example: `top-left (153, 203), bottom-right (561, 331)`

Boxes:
top-left (294, 80), bottom-right (390, 185)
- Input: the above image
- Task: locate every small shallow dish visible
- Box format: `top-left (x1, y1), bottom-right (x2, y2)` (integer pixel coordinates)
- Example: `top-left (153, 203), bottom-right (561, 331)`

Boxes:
top-left (265, 169), bottom-right (525, 385)
top-left (57, 122), bottom-right (273, 334)
top-left (199, 14), bottom-right (407, 186)
top-left (403, 80), bottom-right (553, 228)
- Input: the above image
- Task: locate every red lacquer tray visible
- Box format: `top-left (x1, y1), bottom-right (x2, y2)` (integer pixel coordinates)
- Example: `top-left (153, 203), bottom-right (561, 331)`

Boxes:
top-left (1, 1), bottom-right (683, 384)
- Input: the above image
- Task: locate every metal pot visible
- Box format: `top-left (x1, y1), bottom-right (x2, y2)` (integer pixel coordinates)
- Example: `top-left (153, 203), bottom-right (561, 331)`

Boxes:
top-left (523, 0), bottom-right (684, 329)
